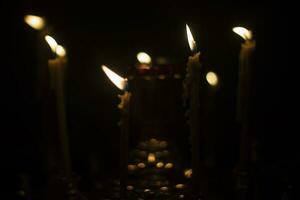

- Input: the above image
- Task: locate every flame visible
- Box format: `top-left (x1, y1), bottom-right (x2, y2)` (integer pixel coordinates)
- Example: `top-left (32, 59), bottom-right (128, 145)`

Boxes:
top-left (186, 24), bottom-right (197, 52)
top-left (156, 162), bottom-right (164, 168)
top-left (233, 27), bottom-right (253, 40)
top-left (56, 45), bottom-right (66, 57)
top-left (101, 65), bottom-right (127, 90)
top-left (24, 15), bottom-right (45, 30)
top-left (206, 71), bottom-right (218, 86)
top-left (45, 35), bottom-right (58, 53)
top-left (148, 153), bottom-right (156, 163)
top-left (184, 169), bottom-right (192, 178)
top-left (137, 52), bottom-right (152, 64)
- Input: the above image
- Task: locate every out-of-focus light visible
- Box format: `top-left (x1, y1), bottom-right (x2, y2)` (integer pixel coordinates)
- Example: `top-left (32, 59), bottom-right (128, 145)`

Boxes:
top-left (165, 163), bottom-right (173, 169)
top-left (160, 186), bottom-right (168, 191)
top-left (127, 185), bottom-right (134, 190)
top-left (24, 15), bottom-right (45, 30)
top-left (45, 35), bottom-right (58, 53)
top-left (206, 71), bottom-right (218, 86)
top-left (101, 65), bottom-right (127, 90)
top-left (148, 153), bottom-right (156, 163)
top-left (184, 169), bottom-right (192, 178)
top-left (128, 164), bottom-right (137, 171)
top-left (233, 27), bottom-right (252, 40)
top-left (175, 184), bottom-right (185, 189)
top-left (56, 45), bottom-right (66, 57)
top-left (186, 24), bottom-right (197, 52)
top-left (156, 162), bottom-right (164, 168)
top-left (144, 189), bottom-right (151, 192)
top-left (137, 52), bottom-right (152, 64)
top-left (137, 162), bottom-right (146, 168)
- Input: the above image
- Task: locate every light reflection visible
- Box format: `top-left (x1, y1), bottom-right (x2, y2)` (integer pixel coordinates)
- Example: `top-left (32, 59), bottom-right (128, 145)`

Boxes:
top-left (24, 15), bottom-right (45, 30)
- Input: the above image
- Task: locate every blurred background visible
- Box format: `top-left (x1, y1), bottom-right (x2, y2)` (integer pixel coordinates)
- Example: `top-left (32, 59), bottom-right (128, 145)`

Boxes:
top-left (2, 0), bottom-right (293, 199)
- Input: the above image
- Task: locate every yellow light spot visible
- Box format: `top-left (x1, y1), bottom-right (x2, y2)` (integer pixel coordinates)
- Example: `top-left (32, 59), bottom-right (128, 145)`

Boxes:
top-left (144, 189), bottom-right (151, 192)
top-left (137, 162), bottom-right (146, 168)
top-left (156, 162), bottom-right (164, 168)
top-left (206, 71), bottom-right (218, 86)
top-left (160, 186), bottom-right (168, 191)
top-left (184, 169), bottom-right (192, 178)
top-left (158, 74), bottom-right (166, 80)
top-left (233, 27), bottom-right (253, 40)
top-left (56, 45), bottom-right (66, 57)
top-left (127, 185), bottom-right (134, 190)
top-left (175, 184), bottom-right (185, 189)
top-left (165, 163), bottom-right (173, 169)
top-left (137, 52), bottom-right (152, 64)
top-left (128, 164), bottom-right (137, 171)
top-left (148, 153), bottom-right (156, 163)
top-left (24, 15), bottom-right (45, 30)
top-left (101, 65), bottom-right (127, 90)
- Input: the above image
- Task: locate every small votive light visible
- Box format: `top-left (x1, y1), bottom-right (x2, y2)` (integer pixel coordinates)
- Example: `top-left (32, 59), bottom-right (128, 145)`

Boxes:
top-left (165, 163), bottom-right (173, 169)
top-left (24, 15), bottom-right (45, 30)
top-left (137, 163), bottom-right (146, 168)
top-left (206, 71), bottom-right (218, 86)
top-left (144, 189), bottom-right (151, 193)
top-left (160, 186), bottom-right (168, 191)
top-left (175, 184), bottom-right (185, 189)
top-left (148, 153), bottom-right (156, 163)
top-left (156, 162), bottom-right (164, 168)
top-left (184, 169), bottom-right (192, 178)
top-left (127, 185), bottom-right (134, 190)
top-left (128, 164), bottom-right (137, 171)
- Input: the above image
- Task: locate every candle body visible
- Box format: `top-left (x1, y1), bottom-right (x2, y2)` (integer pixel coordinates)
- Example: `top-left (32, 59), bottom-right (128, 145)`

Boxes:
top-left (48, 57), bottom-right (71, 177)
top-left (183, 52), bottom-right (203, 196)
top-left (235, 40), bottom-right (255, 200)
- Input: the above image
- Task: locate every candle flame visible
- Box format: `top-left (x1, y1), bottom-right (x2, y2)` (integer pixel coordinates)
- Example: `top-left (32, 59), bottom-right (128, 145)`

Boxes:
top-left (186, 24), bottom-right (197, 52)
top-left (24, 15), bottom-right (45, 30)
top-left (148, 153), bottom-right (156, 163)
top-left (206, 71), bottom-right (218, 86)
top-left (137, 52), bottom-right (152, 64)
top-left (101, 65), bottom-right (127, 90)
top-left (56, 45), bottom-right (66, 57)
top-left (184, 169), bottom-right (192, 178)
top-left (233, 27), bottom-right (253, 40)
top-left (45, 35), bottom-right (58, 53)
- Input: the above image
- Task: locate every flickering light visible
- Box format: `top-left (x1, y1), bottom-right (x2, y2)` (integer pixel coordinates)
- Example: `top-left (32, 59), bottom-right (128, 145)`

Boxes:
top-left (165, 163), bottom-right (173, 169)
top-left (56, 45), bottom-right (66, 57)
top-left (45, 35), bottom-right (58, 53)
top-left (148, 153), bottom-right (156, 163)
top-left (184, 169), bottom-right (192, 178)
top-left (233, 27), bottom-right (253, 40)
top-left (137, 162), bottom-right (146, 168)
top-left (175, 184), bottom-right (185, 189)
top-left (137, 52), bottom-right (152, 64)
top-left (186, 24), bottom-right (197, 52)
top-left (101, 65), bottom-right (128, 90)
top-left (24, 15), bottom-right (45, 30)
top-left (206, 71), bottom-right (218, 86)
top-left (144, 189), bottom-right (151, 192)
top-left (156, 162), bottom-right (164, 168)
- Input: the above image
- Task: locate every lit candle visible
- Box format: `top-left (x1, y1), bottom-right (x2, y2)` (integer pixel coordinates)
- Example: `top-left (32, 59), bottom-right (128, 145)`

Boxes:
top-left (183, 24), bottom-right (203, 195)
top-left (233, 26), bottom-right (255, 199)
top-left (45, 35), bottom-right (71, 177)
top-left (101, 65), bottom-right (131, 197)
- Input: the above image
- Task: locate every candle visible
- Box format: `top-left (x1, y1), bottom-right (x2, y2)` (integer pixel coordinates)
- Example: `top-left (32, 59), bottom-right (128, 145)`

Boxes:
top-left (233, 26), bottom-right (255, 199)
top-left (183, 24), bottom-right (203, 196)
top-left (101, 65), bottom-right (131, 198)
top-left (45, 35), bottom-right (71, 178)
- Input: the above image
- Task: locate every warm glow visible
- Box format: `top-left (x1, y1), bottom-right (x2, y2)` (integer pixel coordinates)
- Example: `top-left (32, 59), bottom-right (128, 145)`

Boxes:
top-left (144, 189), bottom-right (151, 192)
top-left (56, 45), bottom-right (66, 57)
top-left (159, 141), bottom-right (168, 148)
top-left (137, 52), bottom-right (152, 64)
top-left (128, 164), bottom-right (137, 171)
top-left (24, 15), bottom-right (45, 30)
top-left (148, 153), bottom-right (156, 163)
top-left (175, 184), bottom-right (185, 189)
top-left (233, 27), bottom-right (253, 40)
top-left (165, 163), bottom-right (173, 169)
top-left (206, 71), bottom-right (218, 86)
top-left (101, 65), bottom-right (127, 90)
top-left (127, 185), bottom-right (134, 190)
top-left (156, 162), bottom-right (164, 168)
top-left (160, 186), bottom-right (168, 191)
top-left (45, 35), bottom-right (58, 53)
top-left (184, 169), bottom-right (192, 178)
top-left (137, 162), bottom-right (146, 168)
top-left (186, 24), bottom-right (197, 52)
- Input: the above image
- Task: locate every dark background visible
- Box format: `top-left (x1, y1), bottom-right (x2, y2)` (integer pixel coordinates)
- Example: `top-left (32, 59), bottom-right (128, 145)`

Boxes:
top-left (2, 0), bottom-right (293, 199)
